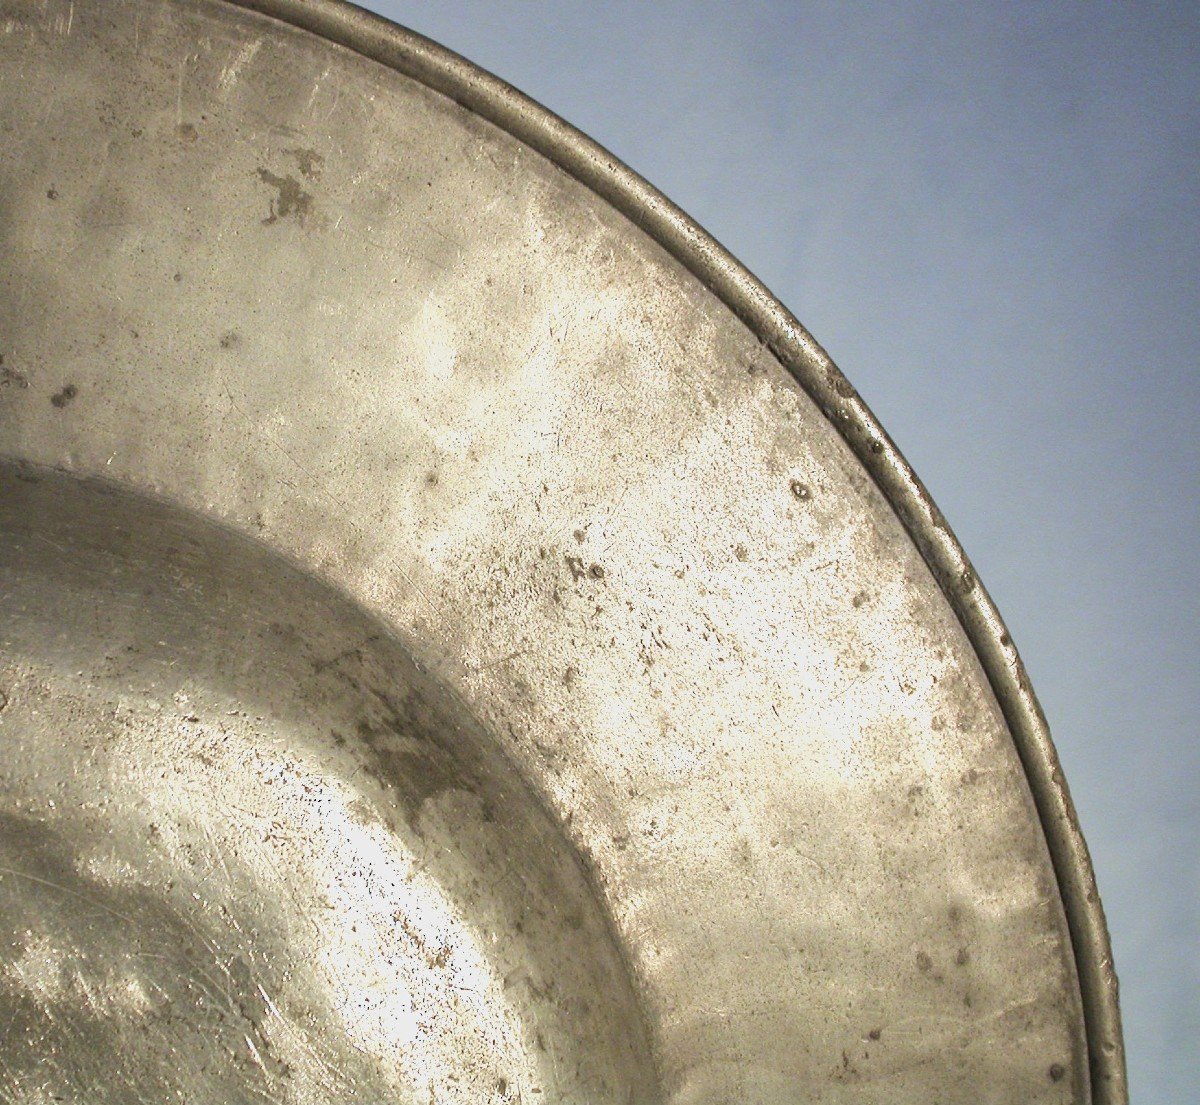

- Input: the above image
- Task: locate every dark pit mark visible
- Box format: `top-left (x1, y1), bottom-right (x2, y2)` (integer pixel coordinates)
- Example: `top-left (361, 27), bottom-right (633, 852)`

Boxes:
top-left (565, 555), bottom-right (587, 581)
top-left (915, 950), bottom-right (933, 974)
top-left (50, 384), bottom-right (78, 409)
top-left (219, 331), bottom-right (240, 350)
top-left (255, 168), bottom-right (313, 226)
top-left (588, 563), bottom-right (605, 580)
top-left (867, 1028), bottom-right (881, 1041)
top-left (1048, 1063), bottom-right (1066, 1082)
top-left (852, 590), bottom-right (869, 608)
top-left (46, 186), bottom-right (58, 200)
top-left (177, 122), bottom-right (198, 144)
top-left (790, 479), bottom-right (811, 501)
top-left (955, 946), bottom-right (970, 966)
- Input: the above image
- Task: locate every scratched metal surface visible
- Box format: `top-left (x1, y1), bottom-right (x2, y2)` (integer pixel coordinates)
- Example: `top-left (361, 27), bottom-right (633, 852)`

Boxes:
top-left (0, 0), bottom-right (1115, 1102)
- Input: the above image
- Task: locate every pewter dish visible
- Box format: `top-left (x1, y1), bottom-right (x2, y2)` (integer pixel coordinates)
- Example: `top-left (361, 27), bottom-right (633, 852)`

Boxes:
top-left (0, 2), bottom-right (1123, 1101)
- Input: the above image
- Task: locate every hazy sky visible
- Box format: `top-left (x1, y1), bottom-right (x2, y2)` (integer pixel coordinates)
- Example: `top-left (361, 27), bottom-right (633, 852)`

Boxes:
top-left (365, 4), bottom-right (1197, 1098)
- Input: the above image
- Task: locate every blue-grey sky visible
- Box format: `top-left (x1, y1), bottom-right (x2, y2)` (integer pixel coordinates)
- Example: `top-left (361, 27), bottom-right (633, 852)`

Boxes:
top-left (367, 3), bottom-right (1197, 1099)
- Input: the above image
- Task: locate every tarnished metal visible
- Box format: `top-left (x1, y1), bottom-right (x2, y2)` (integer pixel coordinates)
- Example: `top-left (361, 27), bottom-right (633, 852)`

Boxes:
top-left (0, 1), bottom-right (1124, 1102)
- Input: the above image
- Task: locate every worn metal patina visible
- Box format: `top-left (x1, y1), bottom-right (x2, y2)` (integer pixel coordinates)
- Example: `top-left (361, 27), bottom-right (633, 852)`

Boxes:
top-left (0, 1), bottom-right (1124, 1101)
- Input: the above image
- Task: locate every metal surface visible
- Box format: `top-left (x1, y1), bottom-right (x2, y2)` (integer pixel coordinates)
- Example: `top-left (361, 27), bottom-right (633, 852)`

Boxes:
top-left (0, 1), bottom-right (1123, 1102)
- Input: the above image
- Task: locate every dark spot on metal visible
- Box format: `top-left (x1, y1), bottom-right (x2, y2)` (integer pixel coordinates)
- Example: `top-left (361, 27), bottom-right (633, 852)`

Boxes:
top-left (50, 384), bottom-right (77, 409)
top-left (734, 543), bottom-right (749, 562)
top-left (790, 479), bottom-right (811, 500)
top-left (0, 690), bottom-right (7, 711)
top-left (173, 272), bottom-right (182, 283)
top-left (852, 590), bottom-right (869, 608)
top-left (564, 555), bottom-right (586, 581)
top-left (573, 528), bottom-right (585, 544)
top-left (867, 1028), bottom-right (881, 1041)
top-left (1049, 1063), bottom-right (1066, 1082)
top-left (959, 569), bottom-right (975, 591)
top-left (255, 168), bottom-right (314, 226)
top-left (1, 359), bottom-right (29, 389)
top-left (46, 186), bottom-right (58, 200)
top-left (869, 439), bottom-right (884, 454)
top-left (588, 563), bottom-right (605, 580)
top-left (177, 122), bottom-right (198, 144)
top-left (915, 950), bottom-right (932, 973)
top-left (827, 369), bottom-right (857, 399)
top-left (286, 147), bottom-right (325, 181)
top-left (219, 331), bottom-right (240, 349)
top-left (955, 946), bottom-right (970, 966)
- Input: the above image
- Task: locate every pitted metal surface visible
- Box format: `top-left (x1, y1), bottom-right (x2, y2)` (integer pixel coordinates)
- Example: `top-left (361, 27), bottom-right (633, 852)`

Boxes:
top-left (0, 1), bottom-right (1120, 1102)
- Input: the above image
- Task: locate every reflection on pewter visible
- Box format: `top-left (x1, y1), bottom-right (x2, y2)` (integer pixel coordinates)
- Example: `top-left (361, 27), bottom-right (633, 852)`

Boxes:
top-left (0, 1), bottom-right (1123, 1102)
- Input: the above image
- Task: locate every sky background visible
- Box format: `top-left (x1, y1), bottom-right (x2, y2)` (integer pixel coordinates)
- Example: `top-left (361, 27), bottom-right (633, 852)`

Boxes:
top-left (363, 3), bottom-right (1197, 1099)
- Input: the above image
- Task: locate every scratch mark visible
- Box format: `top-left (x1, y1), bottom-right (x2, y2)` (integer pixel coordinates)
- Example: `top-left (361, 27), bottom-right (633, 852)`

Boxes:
top-left (826, 669), bottom-right (870, 708)
top-left (218, 38), bottom-right (261, 96)
top-left (304, 65), bottom-right (331, 112)
top-left (0, 864), bottom-right (138, 927)
top-left (473, 646), bottom-right (529, 673)
top-left (175, 52), bottom-right (198, 127)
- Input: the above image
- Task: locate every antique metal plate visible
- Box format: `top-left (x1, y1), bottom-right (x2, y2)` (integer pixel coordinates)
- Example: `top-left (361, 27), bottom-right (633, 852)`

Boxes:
top-left (0, 1), bottom-right (1123, 1102)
